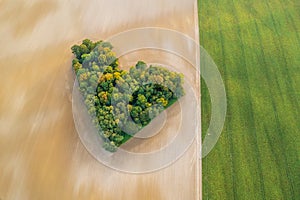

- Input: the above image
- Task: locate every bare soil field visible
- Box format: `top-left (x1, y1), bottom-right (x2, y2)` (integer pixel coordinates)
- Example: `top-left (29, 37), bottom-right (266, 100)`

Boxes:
top-left (0, 1), bottom-right (200, 199)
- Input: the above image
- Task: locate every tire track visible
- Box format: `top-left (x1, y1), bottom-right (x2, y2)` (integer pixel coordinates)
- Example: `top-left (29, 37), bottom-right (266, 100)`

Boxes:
top-left (253, 20), bottom-right (292, 198)
top-left (199, 3), bottom-right (211, 200)
top-left (264, 0), bottom-right (300, 116)
top-left (277, 0), bottom-right (300, 45)
top-left (254, 16), bottom-right (295, 198)
top-left (263, 0), bottom-right (297, 197)
top-left (215, 0), bottom-right (237, 199)
top-left (230, 0), bottom-right (266, 199)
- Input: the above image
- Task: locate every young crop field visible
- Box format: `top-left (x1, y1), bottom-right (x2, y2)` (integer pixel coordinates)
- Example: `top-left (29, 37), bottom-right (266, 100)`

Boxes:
top-left (199, 0), bottom-right (299, 199)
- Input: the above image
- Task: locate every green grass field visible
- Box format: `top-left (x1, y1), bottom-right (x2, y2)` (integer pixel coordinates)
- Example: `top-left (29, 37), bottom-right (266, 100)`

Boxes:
top-left (199, 0), bottom-right (299, 199)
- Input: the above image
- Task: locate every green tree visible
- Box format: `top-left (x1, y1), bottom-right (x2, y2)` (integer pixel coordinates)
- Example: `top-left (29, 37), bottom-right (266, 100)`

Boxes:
top-left (71, 39), bottom-right (185, 152)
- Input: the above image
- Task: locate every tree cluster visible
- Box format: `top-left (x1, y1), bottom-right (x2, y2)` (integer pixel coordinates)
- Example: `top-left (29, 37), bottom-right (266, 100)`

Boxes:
top-left (71, 39), bottom-right (184, 152)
